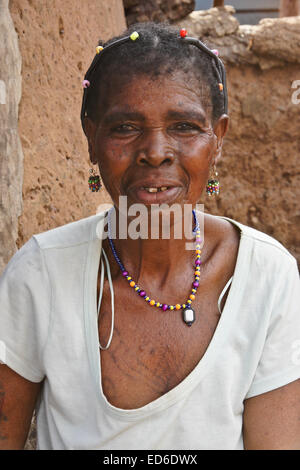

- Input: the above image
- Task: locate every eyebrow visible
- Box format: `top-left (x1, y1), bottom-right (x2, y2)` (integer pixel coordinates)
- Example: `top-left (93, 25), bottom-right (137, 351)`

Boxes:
top-left (102, 112), bottom-right (145, 125)
top-left (166, 110), bottom-right (207, 125)
top-left (101, 109), bottom-right (208, 126)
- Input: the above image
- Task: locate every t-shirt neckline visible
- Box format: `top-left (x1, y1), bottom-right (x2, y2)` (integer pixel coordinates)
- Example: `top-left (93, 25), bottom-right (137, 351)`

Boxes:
top-left (83, 213), bottom-right (251, 421)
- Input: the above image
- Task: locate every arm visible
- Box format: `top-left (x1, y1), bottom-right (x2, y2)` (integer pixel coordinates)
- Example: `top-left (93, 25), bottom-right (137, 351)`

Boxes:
top-left (0, 365), bottom-right (42, 450)
top-left (243, 379), bottom-right (300, 450)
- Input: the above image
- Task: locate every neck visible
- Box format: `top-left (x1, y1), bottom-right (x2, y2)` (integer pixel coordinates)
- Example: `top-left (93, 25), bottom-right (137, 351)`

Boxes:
top-left (104, 206), bottom-right (199, 288)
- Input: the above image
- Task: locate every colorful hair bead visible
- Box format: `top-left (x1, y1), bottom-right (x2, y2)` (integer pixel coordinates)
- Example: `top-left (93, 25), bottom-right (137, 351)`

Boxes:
top-left (82, 79), bottom-right (90, 88)
top-left (96, 46), bottom-right (104, 54)
top-left (212, 49), bottom-right (219, 56)
top-left (219, 83), bottom-right (224, 91)
top-left (130, 31), bottom-right (139, 41)
top-left (180, 28), bottom-right (187, 38)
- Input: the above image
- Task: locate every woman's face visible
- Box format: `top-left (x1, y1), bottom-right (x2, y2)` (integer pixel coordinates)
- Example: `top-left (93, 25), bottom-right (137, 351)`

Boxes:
top-left (85, 71), bottom-right (229, 209)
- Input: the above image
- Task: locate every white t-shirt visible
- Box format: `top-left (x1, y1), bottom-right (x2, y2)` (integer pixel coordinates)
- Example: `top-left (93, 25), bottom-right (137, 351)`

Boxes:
top-left (0, 211), bottom-right (299, 450)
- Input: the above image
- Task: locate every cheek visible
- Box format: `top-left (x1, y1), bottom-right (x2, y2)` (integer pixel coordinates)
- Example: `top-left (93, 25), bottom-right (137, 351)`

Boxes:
top-left (179, 136), bottom-right (215, 199)
top-left (180, 134), bottom-right (215, 172)
top-left (96, 139), bottom-right (129, 178)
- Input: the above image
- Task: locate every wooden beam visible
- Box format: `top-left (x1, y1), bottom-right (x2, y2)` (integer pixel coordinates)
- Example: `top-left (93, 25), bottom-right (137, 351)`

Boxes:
top-left (213, 0), bottom-right (225, 7)
top-left (279, 0), bottom-right (299, 16)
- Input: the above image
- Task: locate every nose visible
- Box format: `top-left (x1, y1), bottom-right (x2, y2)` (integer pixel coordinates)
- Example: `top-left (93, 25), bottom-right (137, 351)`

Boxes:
top-left (135, 129), bottom-right (175, 167)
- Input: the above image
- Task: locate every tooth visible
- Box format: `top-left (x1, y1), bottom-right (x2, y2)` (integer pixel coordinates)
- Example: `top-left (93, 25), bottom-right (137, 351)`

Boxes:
top-left (147, 188), bottom-right (158, 193)
top-left (160, 187), bottom-right (168, 191)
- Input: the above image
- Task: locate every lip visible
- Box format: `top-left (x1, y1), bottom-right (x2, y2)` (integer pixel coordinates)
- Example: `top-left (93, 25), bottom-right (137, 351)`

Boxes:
top-left (129, 185), bottom-right (183, 204)
top-left (128, 179), bottom-right (182, 191)
top-left (126, 178), bottom-right (184, 204)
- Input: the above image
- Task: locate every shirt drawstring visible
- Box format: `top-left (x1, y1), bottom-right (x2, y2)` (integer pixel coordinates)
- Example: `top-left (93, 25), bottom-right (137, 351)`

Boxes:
top-left (218, 276), bottom-right (233, 314)
top-left (98, 247), bottom-right (115, 350)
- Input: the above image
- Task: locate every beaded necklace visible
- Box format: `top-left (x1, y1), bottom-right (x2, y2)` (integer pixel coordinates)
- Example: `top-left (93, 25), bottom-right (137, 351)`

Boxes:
top-left (107, 209), bottom-right (202, 326)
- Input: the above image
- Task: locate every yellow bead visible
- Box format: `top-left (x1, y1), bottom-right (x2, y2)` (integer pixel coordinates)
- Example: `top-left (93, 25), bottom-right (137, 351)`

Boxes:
top-left (196, 244), bottom-right (201, 249)
top-left (195, 276), bottom-right (200, 281)
top-left (96, 46), bottom-right (104, 54)
top-left (129, 281), bottom-right (135, 287)
top-left (190, 294), bottom-right (195, 300)
top-left (150, 300), bottom-right (155, 306)
top-left (187, 299), bottom-right (192, 304)
top-left (156, 302), bottom-right (160, 307)
top-left (127, 276), bottom-right (132, 280)
top-left (194, 271), bottom-right (200, 276)
top-left (175, 304), bottom-right (181, 310)
top-left (130, 31), bottom-right (139, 41)
top-left (145, 296), bottom-right (150, 301)
top-left (192, 289), bottom-right (196, 293)
top-left (135, 286), bottom-right (139, 291)
top-left (170, 306), bottom-right (174, 310)
top-left (182, 304), bottom-right (186, 308)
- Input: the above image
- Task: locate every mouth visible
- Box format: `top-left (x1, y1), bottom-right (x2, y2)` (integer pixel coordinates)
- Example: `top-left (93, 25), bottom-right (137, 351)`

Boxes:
top-left (128, 183), bottom-right (183, 204)
top-left (141, 186), bottom-right (170, 193)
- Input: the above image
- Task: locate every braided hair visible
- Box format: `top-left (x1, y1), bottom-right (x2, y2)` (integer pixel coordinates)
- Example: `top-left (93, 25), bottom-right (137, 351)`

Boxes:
top-left (81, 22), bottom-right (228, 132)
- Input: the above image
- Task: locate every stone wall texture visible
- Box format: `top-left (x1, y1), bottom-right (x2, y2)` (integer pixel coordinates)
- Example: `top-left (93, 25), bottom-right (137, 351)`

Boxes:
top-left (124, 0), bottom-right (195, 25)
top-left (0, 0), bottom-right (23, 274)
top-left (9, 0), bottom-right (126, 251)
top-left (177, 6), bottom-right (300, 265)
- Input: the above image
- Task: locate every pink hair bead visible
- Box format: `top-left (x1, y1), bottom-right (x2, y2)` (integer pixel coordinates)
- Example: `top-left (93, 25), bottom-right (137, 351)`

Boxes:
top-left (82, 79), bottom-right (90, 88)
top-left (212, 49), bottom-right (219, 56)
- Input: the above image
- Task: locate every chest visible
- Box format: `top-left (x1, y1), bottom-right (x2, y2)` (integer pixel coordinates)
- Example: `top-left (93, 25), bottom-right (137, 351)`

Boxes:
top-left (97, 279), bottom-right (227, 410)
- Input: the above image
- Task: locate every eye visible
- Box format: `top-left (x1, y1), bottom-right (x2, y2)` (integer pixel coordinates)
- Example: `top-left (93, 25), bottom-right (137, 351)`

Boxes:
top-left (170, 122), bottom-right (202, 133)
top-left (111, 123), bottom-right (139, 134)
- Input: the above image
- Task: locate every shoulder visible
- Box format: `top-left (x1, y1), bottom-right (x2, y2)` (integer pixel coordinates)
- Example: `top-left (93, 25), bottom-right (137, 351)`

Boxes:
top-left (201, 212), bottom-right (297, 274)
top-left (214, 215), bottom-right (298, 281)
top-left (1, 211), bottom-right (107, 291)
top-left (32, 212), bottom-right (106, 251)
top-left (217, 215), bottom-right (294, 260)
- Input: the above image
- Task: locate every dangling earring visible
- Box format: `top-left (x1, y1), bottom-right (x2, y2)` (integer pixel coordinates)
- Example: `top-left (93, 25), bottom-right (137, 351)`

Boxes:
top-left (88, 167), bottom-right (102, 192)
top-left (206, 164), bottom-right (220, 197)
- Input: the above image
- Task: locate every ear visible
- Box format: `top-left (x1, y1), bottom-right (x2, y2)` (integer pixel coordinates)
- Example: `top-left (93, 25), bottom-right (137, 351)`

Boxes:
top-left (83, 117), bottom-right (98, 164)
top-left (212, 114), bottom-right (229, 166)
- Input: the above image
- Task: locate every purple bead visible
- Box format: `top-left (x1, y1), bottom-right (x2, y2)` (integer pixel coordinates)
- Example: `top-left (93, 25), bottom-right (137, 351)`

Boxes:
top-left (140, 291), bottom-right (146, 297)
top-left (122, 271), bottom-right (128, 276)
top-left (195, 260), bottom-right (201, 266)
top-left (82, 79), bottom-right (90, 88)
top-left (162, 304), bottom-right (168, 311)
top-left (193, 281), bottom-right (199, 287)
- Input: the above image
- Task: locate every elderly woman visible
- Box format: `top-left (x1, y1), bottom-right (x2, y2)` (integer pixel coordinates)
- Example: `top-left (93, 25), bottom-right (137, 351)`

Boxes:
top-left (0, 23), bottom-right (299, 451)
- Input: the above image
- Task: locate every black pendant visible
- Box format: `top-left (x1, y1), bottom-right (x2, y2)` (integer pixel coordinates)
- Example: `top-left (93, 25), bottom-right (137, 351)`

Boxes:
top-left (182, 306), bottom-right (195, 327)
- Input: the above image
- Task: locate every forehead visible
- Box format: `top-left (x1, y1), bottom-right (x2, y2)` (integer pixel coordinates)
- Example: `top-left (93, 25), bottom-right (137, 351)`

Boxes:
top-left (98, 71), bottom-right (212, 120)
